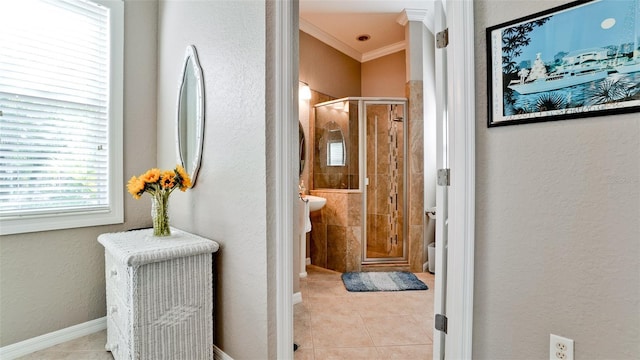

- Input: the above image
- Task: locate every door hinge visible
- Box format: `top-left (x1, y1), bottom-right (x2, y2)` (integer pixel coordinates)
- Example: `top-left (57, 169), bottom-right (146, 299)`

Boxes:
top-left (435, 314), bottom-right (448, 333)
top-left (437, 168), bottom-right (450, 186)
top-left (436, 28), bottom-right (449, 48)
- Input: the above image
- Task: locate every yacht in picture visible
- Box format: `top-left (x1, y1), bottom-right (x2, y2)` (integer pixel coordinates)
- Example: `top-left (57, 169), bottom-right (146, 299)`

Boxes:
top-left (614, 49), bottom-right (640, 74)
top-left (508, 50), bottom-right (609, 95)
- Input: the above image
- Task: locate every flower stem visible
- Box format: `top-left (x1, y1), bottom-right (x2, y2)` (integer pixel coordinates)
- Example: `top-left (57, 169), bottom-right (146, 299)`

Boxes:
top-left (151, 192), bottom-right (171, 236)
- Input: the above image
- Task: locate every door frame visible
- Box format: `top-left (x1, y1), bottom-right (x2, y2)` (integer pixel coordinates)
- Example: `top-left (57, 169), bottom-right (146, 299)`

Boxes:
top-left (272, 0), bottom-right (475, 358)
top-left (440, 1), bottom-right (476, 358)
top-left (359, 98), bottom-right (409, 265)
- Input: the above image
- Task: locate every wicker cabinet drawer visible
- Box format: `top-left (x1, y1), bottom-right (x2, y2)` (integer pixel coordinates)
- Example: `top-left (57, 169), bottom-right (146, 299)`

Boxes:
top-left (99, 228), bottom-right (219, 360)
top-left (106, 317), bottom-right (131, 360)
top-left (107, 291), bottom-right (130, 340)
top-left (105, 251), bottom-right (131, 305)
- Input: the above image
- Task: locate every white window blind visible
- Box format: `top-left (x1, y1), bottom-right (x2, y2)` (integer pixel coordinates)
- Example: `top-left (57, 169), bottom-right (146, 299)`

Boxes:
top-left (327, 141), bottom-right (345, 167)
top-left (0, 0), bottom-right (123, 233)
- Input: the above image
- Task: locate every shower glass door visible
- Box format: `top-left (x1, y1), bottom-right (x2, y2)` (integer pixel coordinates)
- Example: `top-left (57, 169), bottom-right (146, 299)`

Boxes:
top-left (363, 101), bottom-right (407, 263)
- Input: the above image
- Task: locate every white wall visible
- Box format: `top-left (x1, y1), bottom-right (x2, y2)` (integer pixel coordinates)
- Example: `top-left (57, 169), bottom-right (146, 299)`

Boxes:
top-left (156, 1), bottom-right (270, 358)
top-left (474, 1), bottom-right (640, 359)
top-left (0, 1), bottom-right (158, 347)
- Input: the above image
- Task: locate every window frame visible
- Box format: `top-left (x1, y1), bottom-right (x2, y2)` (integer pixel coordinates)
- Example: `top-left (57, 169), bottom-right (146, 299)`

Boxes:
top-left (0, 0), bottom-right (124, 235)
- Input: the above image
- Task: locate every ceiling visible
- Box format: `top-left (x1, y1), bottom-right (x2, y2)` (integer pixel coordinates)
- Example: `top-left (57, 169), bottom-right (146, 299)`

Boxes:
top-left (299, 0), bottom-right (434, 62)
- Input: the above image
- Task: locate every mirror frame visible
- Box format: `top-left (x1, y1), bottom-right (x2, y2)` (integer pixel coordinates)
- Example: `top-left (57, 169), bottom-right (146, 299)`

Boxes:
top-left (299, 121), bottom-right (306, 177)
top-left (176, 45), bottom-right (205, 187)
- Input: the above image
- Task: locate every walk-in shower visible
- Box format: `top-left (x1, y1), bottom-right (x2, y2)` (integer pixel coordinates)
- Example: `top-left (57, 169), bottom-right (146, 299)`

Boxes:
top-left (312, 97), bottom-right (408, 267)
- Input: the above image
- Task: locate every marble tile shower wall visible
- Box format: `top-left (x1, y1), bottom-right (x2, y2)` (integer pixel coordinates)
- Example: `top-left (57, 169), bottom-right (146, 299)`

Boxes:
top-left (309, 190), bottom-right (362, 272)
top-left (308, 84), bottom-right (424, 272)
top-left (365, 104), bottom-right (405, 260)
top-left (407, 80), bottom-right (425, 272)
top-left (313, 102), bottom-right (359, 190)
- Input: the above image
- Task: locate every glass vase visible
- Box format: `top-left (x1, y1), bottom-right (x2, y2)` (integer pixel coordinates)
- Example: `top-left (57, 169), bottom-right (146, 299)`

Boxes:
top-left (151, 192), bottom-right (171, 236)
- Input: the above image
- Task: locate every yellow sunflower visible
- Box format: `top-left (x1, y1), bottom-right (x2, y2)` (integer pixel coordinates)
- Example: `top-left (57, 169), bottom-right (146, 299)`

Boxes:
top-left (127, 176), bottom-right (145, 199)
top-left (160, 170), bottom-right (176, 189)
top-left (175, 165), bottom-right (192, 191)
top-left (140, 168), bottom-right (161, 184)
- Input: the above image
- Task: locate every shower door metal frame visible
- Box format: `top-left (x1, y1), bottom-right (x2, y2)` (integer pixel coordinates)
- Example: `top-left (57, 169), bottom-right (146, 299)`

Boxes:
top-left (360, 98), bottom-right (409, 265)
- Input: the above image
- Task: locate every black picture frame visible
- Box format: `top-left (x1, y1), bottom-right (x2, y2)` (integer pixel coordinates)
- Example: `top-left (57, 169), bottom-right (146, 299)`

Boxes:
top-left (486, 0), bottom-right (640, 127)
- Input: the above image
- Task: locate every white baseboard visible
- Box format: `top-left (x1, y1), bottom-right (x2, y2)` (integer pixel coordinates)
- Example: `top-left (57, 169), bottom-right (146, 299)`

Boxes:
top-left (214, 345), bottom-right (233, 360)
top-left (0, 316), bottom-right (233, 360)
top-left (0, 317), bottom-right (107, 360)
top-left (293, 292), bottom-right (302, 305)
top-left (305, 257), bottom-right (311, 266)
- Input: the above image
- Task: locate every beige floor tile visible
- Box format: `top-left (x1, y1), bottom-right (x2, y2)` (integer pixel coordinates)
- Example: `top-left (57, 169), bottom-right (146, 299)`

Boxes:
top-left (386, 291), bottom-right (433, 315)
top-left (314, 347), bottom-right (380, 360)
top-left (300, 278), bottom-right (309, 291)
top-left (362, 315), bottom-right (432, 346)
top-left (414, 272), bottom-right (435, 285)
top-left (46, 330), bottom-right (107, 351)
top-left (17, 331), bottom-right (112, 360)
top-left (295, 301), bottom-right (311, 319)
top-left (294, 347), bottom-right (316, 360)
top-left (348, 292), bottom-right (430, 317)
top-left (306, 296), bottom-right (359, 317)
top-left (17, 266), bottom-right (434, 359)
top-left (17, 350), bottom-right (113, 360)
top-left (295, 303), bottom-right (314, 349)
top-left (310, 313), bottom-right (374, 348)
top-left (376, 345), bottom-right (433, 359)
top-left (305, 280), bottom-right (349, 298)
top-left (414, 312), bottom-right (435, 329)
top-left (306, 265), bottom-right (344, 282)
top-left (298, 265), bottom-right (435, 356)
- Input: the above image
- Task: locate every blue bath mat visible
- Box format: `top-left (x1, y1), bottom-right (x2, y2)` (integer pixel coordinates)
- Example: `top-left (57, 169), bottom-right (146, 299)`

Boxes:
top-left (341, 271), bottom-right (428, 292)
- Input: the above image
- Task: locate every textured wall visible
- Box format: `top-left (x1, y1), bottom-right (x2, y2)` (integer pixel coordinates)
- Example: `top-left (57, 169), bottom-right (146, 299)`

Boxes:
top-left (474, 1), bottom-right (640, 359)
top-left (156, 1), bottom-right (269, 358)
top-left (0, 1), bottom-right (158, 347)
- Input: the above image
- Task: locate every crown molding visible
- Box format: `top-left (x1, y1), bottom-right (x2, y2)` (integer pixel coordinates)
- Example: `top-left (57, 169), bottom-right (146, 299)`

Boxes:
top-left (362, 41), bottom-right (406, 63)
top-left (397, 8), bottom-right (435, 33)
top-left (299, 18), bottom-right (361, 61)
top-left (300, 18), bottom-right (406, 63)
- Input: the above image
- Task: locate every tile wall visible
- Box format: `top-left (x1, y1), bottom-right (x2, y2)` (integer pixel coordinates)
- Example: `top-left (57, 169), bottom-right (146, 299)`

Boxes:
top-left (308, 82), bottom-right (424, 273)
top-left (407, 80), bottom-right (425, 272)
top-left (309, 190), bottom-right (362, 272)
top-left (365, 104), bottom-right (405, 261)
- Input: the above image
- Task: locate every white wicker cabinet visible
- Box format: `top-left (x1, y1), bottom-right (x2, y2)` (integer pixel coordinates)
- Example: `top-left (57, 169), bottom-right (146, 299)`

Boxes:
top-left (98, 228), bottom-right (219, 360)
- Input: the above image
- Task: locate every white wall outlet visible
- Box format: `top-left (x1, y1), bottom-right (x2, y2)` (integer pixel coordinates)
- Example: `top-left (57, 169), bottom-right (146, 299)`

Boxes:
top-left (550, 334), bottom-right (574, 360)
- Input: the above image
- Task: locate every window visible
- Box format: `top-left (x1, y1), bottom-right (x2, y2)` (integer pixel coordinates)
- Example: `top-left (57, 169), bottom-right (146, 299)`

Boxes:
top-left (326, 129), bottom-right (346, 167)
top-left (327, 140), bottom-right (345, 167)
top-left (0, 0), bottom-right (124, 235)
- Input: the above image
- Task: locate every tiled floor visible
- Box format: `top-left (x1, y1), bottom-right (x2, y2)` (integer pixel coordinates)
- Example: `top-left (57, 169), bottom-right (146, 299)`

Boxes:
top-left (295, 265), bottom-right (435, 360)
top-left (16, 330), bottom-right (112, 359)
top-left (16, 265), bottom-right (434, 360)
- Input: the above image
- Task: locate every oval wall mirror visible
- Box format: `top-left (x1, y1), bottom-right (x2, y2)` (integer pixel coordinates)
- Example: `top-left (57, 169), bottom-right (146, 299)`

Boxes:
top-left (176, 45), bottom-right (205, 186)
top-left (299, 121), bottom-right (306, 177)
top-left (324, 121), bottom-right (345, 167)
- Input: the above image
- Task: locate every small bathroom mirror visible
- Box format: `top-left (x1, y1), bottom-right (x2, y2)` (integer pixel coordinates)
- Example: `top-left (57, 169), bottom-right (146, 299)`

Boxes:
top-left (299, 121), bottom-right (306, 176)
top-left (176, 45), bottom-right (205, 186)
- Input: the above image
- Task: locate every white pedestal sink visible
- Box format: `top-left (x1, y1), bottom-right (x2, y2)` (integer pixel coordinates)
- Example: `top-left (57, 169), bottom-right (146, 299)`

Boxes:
top-left (299, 194), bottom-right (326, 279)
top-left (303, 195), bottom-right (326, 212)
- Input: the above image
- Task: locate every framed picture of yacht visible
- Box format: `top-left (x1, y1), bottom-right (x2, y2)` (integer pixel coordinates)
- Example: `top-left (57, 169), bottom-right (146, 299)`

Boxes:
top-left (487, 0), bottom-right (640, 127)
